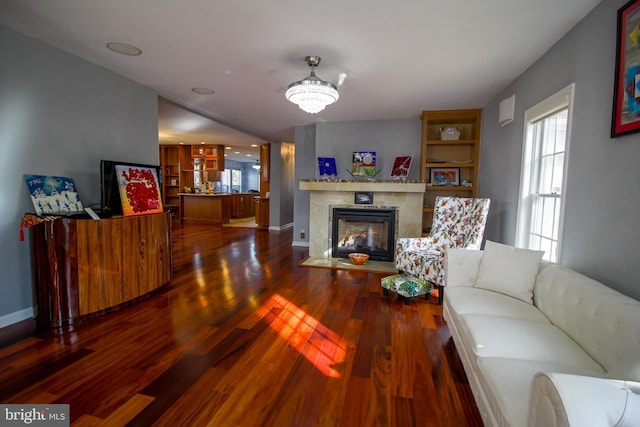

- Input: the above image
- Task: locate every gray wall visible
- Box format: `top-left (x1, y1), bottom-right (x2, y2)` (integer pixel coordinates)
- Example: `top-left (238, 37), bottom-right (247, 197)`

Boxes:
top-left (293, 119), bottom-right (421, 244)
top-left (293, 126), bottom-right (316, 246)
top-left (0, 25), bottom-right (159, 325)
top-left (269, 142), bottom-right (295, 229)
top-left (480, 0), bottom-right (640, 300)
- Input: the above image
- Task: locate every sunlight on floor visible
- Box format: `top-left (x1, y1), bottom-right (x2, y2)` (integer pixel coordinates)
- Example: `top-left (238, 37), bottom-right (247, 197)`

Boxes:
top-left (256, 293), bottom-right (349, 378)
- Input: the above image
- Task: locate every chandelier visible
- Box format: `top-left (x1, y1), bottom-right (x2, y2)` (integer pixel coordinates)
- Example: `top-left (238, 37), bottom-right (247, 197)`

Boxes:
top-left (285, 56), bottom-right (339, 114)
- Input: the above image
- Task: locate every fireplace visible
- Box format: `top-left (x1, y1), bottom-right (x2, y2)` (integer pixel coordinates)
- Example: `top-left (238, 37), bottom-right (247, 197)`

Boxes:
top-left (331, 207), bottom-right (397, 261)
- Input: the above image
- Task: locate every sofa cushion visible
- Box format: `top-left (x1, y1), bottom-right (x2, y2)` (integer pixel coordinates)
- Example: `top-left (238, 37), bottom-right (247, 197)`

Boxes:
top-left (477, 358), bottom-right (605, 427)
top-left (445, 287), bottom-right (550, 323)
top-left (474, 241), bottom-right (544, 304)
top-left (459, 314), bottom-right (605, 372)
top-left (445, 248), bottom-right (483, 287)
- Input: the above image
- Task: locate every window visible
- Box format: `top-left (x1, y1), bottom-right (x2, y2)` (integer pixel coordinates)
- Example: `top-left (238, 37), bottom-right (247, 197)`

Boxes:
top-left (220, 168), bottom-right (242, 192)
top-left (516, 84), bottom-right (574, 262)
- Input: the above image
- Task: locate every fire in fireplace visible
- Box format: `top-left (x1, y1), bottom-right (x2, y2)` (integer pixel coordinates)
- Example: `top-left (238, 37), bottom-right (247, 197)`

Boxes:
top-left (331, 207), bottom-right (397, 261)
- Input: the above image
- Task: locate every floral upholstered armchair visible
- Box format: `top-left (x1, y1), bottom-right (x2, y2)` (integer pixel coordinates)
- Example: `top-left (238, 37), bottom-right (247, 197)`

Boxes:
top-left (395, 196), bottom-right (490, 303)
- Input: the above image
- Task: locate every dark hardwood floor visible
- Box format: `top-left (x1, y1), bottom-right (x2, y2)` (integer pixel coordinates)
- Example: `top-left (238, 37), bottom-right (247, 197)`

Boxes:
top-left (0, 223), bottom-right (481, 426)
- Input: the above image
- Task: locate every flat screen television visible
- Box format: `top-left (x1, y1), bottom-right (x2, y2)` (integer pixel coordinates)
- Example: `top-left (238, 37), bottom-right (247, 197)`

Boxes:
top-left (100, 160), bottom-right (163, 215)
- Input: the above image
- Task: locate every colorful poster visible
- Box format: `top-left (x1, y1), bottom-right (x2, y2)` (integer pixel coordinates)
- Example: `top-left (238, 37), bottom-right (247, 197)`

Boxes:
top-left (115, 165), bottom-right (163, 216)
top-left (390, 155), bottom-right (413, 177)
top-left (318, 157), bottom-right (337, 177)
top-left (351, 152), bottom-right (376, 176)
top-left (24, 174), bottom-right (83, 215)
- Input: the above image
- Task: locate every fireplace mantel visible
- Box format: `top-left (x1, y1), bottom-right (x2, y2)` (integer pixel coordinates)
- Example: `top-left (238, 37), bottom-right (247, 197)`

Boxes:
top-left (299, 180), bottom-right (426, 193)
top-left (300, 179), bottom-right (426, 258)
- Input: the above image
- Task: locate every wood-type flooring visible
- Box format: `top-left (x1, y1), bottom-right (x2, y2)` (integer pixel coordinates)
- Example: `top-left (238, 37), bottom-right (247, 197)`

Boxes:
top-left (0, 223), bottom-right (482, 426)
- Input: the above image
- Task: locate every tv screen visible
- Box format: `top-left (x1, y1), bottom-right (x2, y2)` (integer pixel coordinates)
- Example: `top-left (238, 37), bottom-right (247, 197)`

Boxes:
top-left (100, 160), bottom-right (163, 215)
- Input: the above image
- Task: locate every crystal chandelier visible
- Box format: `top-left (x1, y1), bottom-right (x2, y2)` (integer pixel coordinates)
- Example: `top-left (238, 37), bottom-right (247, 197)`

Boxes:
top-left (285, 56), bottom-right (339, 114)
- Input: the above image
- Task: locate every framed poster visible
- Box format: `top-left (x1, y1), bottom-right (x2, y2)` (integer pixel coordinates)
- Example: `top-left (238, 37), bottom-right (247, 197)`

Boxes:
top-left (352, 152), bottom-right (376, 176)
top-left (612, 0), bottom-right (640, 137)
top-left (430, 167), bottom-right (460, 186)
top-left (317, 157), bottom-right (337, 177)
top-left (390, 155), bottom-right (413, 177)
top-left (115, 165), bottom-right (163, 216)
top-left (24, 174), bottom-right (83, 215)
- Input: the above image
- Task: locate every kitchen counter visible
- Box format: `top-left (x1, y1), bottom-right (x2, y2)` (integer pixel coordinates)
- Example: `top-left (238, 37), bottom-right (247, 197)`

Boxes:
top-left (179, 193), bottom-right (231, 224)
top-left (177, 192), bottom-right (230, 196)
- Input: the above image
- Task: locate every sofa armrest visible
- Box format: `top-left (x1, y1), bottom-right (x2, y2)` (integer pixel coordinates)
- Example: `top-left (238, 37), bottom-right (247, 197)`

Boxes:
top-left (529, 372), bottom-right (640, 427)
top-left (444, 248), bottom-right (483, 287)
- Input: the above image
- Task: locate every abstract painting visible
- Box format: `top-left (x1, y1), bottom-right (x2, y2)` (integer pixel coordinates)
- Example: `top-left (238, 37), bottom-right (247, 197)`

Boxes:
top-left (115, 165), bottom-right (163, 216)
top-left (24, 174), bottom-right (83, 215)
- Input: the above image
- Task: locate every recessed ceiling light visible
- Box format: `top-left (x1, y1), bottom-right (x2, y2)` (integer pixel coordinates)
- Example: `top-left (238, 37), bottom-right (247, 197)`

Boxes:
top-left (234, 151), bottom-right (240, 154)
top-left (246, 154), bottom-right (252, 157)
top-left (106, 42), bottom-right (142, 56)
top-left (200, 141), bottom-right (206, 145)
top-left (192, 87), bottom-right (215, 95)
top-left (250, 144), bottom-right (258, 147)
top-left (225, 146), bottom-right (232, 150)
top-left (179, 142), bottom-right (184, 145)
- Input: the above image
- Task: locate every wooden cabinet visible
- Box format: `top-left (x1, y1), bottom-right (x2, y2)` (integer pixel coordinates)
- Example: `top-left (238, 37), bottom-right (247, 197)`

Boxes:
top-left (260, 144), bottom-right (270, 182)
top-left (160, 145), bottom-right (181, 208)
top-left (420, 109), bottom-right (482, 234)
top-left (231, 193), bottom-right (256, 218)
top-left (191, 144), bottom-right (225, 171)
top-left (180, 194), bottom-right (231, 225)
top-left (31, 213), bottom-right (172, 333)
top-left (255, 197), bottom-right (269, 229)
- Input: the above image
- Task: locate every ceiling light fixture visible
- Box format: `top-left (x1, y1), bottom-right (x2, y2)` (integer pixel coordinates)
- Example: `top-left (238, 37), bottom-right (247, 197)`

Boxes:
top-left (252, 160), bottom-right (261, 170)
top-left (285, 56), bottom-right (339, 114)
top-left (192, 87), bottom-right (215, 95)
top-left (106, 42), bottom-right (142, 56)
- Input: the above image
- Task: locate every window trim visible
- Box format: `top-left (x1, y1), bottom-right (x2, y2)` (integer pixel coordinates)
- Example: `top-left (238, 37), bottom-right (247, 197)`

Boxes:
top-left (515, 83), bottom-right (575, 262)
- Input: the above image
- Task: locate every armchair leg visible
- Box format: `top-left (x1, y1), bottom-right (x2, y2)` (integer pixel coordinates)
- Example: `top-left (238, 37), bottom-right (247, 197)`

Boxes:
top-left (437, 285), bottom-right (444, 305)
top-left (404, 296), bottom-right (411, 305)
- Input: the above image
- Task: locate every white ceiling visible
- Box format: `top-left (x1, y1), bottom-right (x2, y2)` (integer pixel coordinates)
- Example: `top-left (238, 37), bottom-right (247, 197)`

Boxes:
top-left (1, 0), bottom-right (602, 163)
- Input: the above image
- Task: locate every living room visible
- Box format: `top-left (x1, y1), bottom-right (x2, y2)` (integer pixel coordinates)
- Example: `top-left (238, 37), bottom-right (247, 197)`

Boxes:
top-left (1, 0), bottom-right (640, 424)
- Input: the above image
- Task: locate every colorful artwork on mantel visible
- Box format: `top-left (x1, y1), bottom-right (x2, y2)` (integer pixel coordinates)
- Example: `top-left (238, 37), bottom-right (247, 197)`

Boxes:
top-left (317, 157), bottom-right (338, 177)
top-left (115, 165), bottom-right (163, 216)
top-left (352, 151), bottom-right (376, 176)
top-left (390, 155), bottom-right (413, 177)
top-left (24, 174), bottom-right (84, 216)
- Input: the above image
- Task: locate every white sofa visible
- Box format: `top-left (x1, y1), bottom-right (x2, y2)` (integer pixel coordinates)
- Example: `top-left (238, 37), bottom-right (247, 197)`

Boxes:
top-left (443, 242), bottom-right (640, 427)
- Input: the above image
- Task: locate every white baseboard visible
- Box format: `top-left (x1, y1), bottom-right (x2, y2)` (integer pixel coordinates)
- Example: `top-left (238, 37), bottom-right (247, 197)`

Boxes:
top-left (292, 240), bottom-right (309, 247)
top-left (0, 307), bottom-right (34, 329)
top-left (268, 222), bottom-right (293, 231)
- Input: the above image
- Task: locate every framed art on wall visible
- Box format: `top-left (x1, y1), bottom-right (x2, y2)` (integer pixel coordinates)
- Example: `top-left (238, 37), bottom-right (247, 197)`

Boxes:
top-left (430, 167), bottom-right (460, 186)
top-left (612, 0), bottom-right (640, 137)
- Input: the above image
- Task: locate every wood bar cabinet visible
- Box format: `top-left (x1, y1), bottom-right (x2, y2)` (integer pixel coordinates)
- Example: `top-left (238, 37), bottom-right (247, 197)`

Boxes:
top-left (31, 212), bottom-right (172, 334)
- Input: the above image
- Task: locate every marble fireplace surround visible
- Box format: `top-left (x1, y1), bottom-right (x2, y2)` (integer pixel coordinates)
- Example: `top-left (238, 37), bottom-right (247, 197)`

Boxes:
top-left (299, 180), bottom-right (426, 258)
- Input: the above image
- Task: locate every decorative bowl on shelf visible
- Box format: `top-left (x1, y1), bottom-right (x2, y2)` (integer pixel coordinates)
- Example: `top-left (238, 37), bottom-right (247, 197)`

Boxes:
top-left (348, 252), bottom-right (370, 265)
